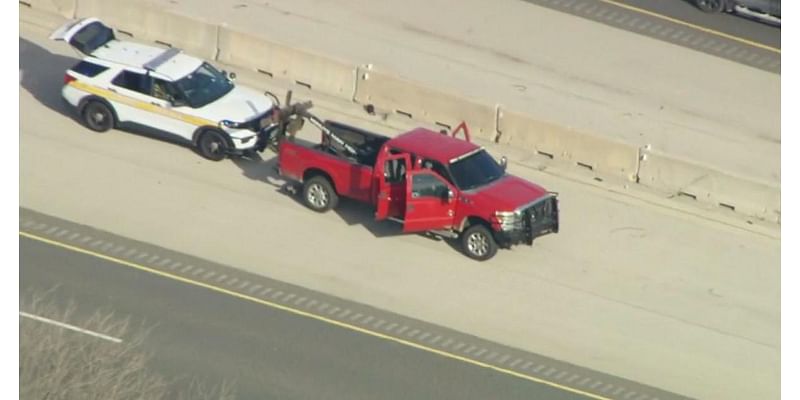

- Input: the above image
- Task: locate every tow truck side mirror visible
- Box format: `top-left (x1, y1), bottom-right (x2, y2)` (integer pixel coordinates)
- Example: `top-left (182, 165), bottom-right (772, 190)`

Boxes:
top-left (446, 189), bottom-right (455, 202)
top-left (500, 156), bottom-right (508, 172)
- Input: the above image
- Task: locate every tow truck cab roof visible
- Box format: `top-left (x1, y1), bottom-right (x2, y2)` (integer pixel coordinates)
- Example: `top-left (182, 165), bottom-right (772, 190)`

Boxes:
top-left (388, 128), bottom-right (480, 164)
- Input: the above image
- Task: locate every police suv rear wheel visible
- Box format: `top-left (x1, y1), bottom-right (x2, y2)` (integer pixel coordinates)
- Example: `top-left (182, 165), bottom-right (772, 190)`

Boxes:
top-left (461, 224), bottom-right (498, 261)
top-left (198, 130), bottom-right (228, 161)
top-left (82, 101), bottom-right (115, 132)
top-left (302, 176), bottom-right (338, 212)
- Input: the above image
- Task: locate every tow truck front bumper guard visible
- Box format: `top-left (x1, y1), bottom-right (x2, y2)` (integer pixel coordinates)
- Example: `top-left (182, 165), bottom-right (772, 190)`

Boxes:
top-left (495, 194), bottom-right (559, 248)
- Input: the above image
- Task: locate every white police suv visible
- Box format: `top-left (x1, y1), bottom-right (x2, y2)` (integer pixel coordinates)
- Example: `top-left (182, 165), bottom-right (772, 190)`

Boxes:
top-left (50, 18), bottom-right (279, 161)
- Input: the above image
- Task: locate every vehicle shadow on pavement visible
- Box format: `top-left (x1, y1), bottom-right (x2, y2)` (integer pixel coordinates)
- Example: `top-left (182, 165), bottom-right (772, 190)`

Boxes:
top-left (231, 151), bottom-right (403, 238)
top-left (19, 37), bottom-right (80, 121)
top-left (331, 200), bottom-right (403, 238)
top-left (231, 153), bottom-right (296, 193)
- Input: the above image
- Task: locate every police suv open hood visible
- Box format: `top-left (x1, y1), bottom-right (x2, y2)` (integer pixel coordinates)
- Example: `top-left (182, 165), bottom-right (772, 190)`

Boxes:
top-left (193, 85), bottom-right (274, 123)
top-left (467, 175), bottom-right (549, 212)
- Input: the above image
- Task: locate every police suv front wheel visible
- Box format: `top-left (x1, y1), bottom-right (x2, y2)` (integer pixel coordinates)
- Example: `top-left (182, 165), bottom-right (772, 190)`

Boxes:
top-left (82, 101), bottom-right (115, 132)
top-left (461, 224), bottom-right (498, 261)
top-left (198, 130), bottom-right (229, 161)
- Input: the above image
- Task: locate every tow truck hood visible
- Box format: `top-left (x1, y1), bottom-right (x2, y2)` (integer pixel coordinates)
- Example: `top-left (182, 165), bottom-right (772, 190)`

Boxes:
top-left (192, 85), bottom-right (274, 123)
top-left (468, 175), bottom-right (549, 211)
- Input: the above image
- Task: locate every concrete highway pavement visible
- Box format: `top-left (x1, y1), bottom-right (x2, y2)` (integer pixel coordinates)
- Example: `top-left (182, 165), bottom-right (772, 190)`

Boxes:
top-left (591, 0), bottom-right (779, 48)
top-left (517, 0), bottom-right (779, 70)
top-left (20, 233), bottom-right (616, 400)
top-left (20, 17), bottom-right (779, 400)
top-left (149, 0), bottom-right (780, 184)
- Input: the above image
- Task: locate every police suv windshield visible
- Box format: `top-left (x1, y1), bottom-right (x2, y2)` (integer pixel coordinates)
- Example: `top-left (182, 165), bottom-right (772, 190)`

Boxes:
top-left (174, 62), bottom-right (233, 108)
top-left (449, 149), bottom-right (505, 191)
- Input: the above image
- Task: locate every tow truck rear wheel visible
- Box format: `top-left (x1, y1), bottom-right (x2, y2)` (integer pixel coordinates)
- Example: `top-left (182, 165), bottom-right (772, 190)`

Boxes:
top-left (302, 175), bottom-right (338, 212)
top-left (461, 224), bottom-right (498, 261)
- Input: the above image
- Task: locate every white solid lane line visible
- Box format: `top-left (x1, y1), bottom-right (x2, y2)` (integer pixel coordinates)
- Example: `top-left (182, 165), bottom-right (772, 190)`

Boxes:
top-left (19, 311), bottom-right (124, 344)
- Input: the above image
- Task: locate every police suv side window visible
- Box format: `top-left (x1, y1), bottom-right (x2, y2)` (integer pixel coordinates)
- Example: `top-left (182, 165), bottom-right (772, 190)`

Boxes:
top-left (151, 78), bottom-right (182, 102)
top-left (111, 71), bottom-right (151, 95)
top-left (412, 173), bottom-right (448, 198)
top-left (70, 61), bottom-right (108, 78)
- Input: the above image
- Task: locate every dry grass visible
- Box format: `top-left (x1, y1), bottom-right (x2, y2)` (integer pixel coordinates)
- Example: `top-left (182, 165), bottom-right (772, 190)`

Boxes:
top-left (20, 288), bottom-right (237, 400)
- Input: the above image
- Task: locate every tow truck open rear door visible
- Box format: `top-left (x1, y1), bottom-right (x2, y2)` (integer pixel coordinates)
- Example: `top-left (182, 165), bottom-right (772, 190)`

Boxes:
top-left (374, 153), bottom-right (410, 221)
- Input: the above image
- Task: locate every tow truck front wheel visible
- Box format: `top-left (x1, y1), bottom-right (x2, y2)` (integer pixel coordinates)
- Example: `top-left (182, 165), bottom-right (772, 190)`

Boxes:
top-left (461, 224), bottom-right (498, 261)
top-left (302, 176), bottom-right (338, 212)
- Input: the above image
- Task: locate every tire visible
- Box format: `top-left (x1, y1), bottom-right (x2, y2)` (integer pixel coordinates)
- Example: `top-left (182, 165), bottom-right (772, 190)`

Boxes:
top-left (81, 101), bottom-right (115, 132)
top-left (197, 130), bottom-right (229, 161)
top-left (302, 175), bottom-right (338, 212)
top-left (460, 224), bottom-right (498, 261)
top-left (695, 0), bottom-right (725, 13)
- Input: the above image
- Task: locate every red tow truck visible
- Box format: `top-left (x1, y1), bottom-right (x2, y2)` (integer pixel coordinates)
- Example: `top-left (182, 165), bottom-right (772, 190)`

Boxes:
top-left (266, 102), bottom-right (559, 261)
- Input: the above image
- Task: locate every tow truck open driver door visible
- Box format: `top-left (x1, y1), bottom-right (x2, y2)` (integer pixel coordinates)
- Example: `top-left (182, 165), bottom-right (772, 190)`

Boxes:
top-left (375, 153), bottom-right (411, 221)
top-left (402, 169), bottom-right (456, 233)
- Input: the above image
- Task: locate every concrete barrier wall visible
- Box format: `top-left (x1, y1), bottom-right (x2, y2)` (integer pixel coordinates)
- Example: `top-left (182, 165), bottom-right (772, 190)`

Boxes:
top-left (217, 28), bottom-right (357, 99)
top-left (75, 0), bottom-right (218, 60)
top-left (497, 110), bottom-right (640, 182)
top-left (21, 0), bottom-right (76, 18)
top-left (638, 151), bottom-right (780, 222)
top-left (354, 68), bottom-right (498, 141)
top-left (26, 2), bottom-right (781, 222)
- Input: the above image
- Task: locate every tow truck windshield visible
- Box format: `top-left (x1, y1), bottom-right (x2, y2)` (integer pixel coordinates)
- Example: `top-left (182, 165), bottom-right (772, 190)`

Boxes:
top-left (174, 62), bottom-right (234, 108)
top-left (449, 149), bottom-right (505, 191)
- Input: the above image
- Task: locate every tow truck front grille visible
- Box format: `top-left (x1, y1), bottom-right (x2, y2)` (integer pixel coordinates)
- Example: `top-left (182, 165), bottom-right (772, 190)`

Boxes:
top-left (521, 195), bottom-right (559, 236)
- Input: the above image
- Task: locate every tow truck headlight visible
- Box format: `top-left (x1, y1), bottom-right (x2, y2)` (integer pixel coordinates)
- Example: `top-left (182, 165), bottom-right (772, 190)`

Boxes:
top-left (495, 210), bottom-right (523, 231)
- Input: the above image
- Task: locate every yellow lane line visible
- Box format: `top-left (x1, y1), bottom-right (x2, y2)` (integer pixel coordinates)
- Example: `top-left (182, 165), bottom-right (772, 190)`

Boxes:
top-left (599, 0), bottom-right (780, 54)
top-left (20, 230), bottom-right (611, 400)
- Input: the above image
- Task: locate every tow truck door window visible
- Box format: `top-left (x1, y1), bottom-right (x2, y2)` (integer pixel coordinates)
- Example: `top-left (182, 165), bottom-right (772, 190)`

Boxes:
top-left (402, 170), bottom-right (456, 233)
top-left (374, 153), bottom-right (410, 221)
top-left (421, 159), bottom-right (454, 185)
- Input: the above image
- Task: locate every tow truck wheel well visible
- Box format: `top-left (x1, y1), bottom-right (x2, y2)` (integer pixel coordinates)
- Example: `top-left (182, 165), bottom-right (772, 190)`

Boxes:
top-left (303, 169), bottom-right (336, 192)
top-left (459, 216), bottom-right (492, 233)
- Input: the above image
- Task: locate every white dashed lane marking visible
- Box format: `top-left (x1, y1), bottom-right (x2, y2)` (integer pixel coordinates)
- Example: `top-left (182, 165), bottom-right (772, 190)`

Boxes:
top-left (20, 311), bottom-right (123, 343)
top-left (20, 215), bottom-right (685, 400)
